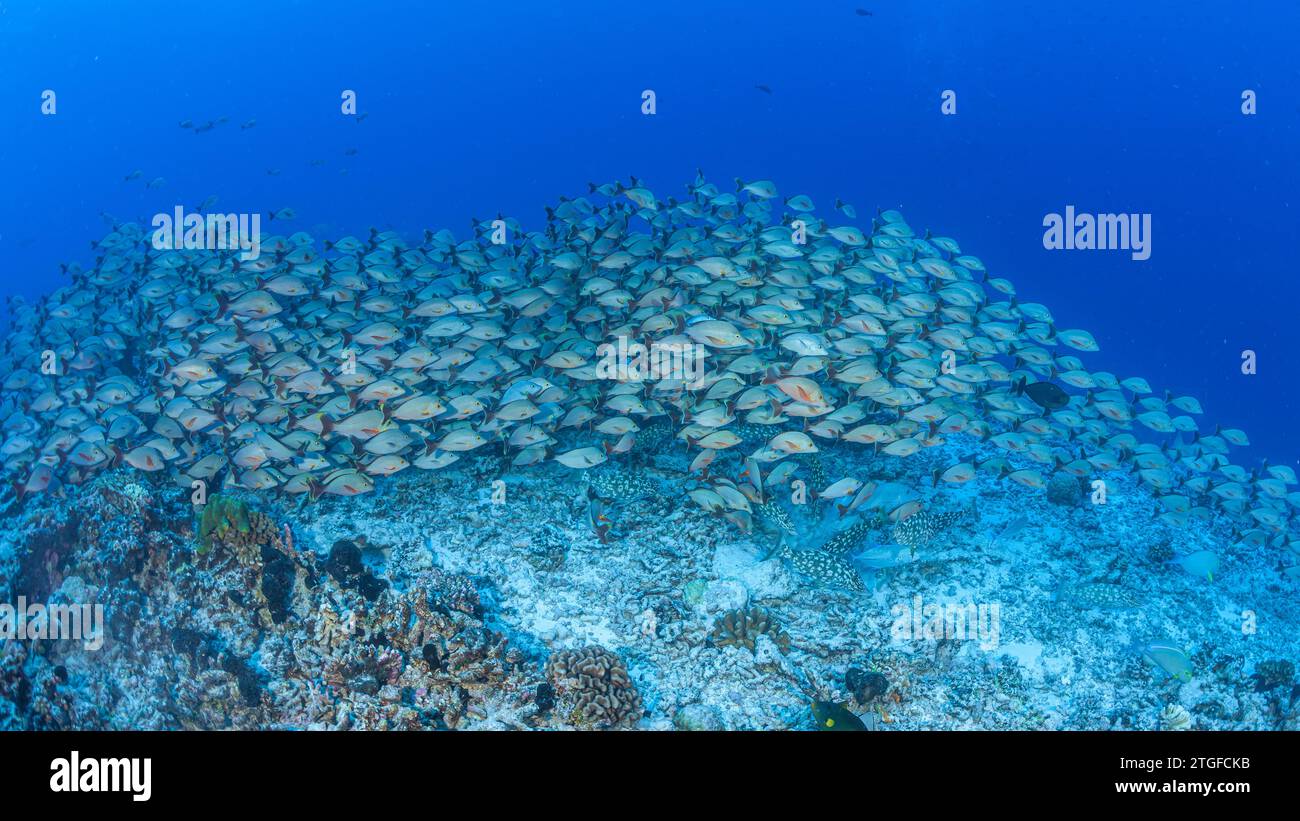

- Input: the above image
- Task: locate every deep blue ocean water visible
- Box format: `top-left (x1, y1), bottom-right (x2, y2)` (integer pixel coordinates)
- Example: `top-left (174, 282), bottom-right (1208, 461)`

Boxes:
top-left (1, 0), bottom-right (1297, 465)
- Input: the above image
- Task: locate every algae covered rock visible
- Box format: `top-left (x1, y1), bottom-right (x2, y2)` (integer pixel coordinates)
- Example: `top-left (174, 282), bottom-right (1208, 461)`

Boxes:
top-left (699, 578), bottom-right (748, 615)
top-left (1046, 473), bottom-right (1084, 507)
top-left (1249, 659), bottom-right (1295, 693)
top-left (324, 539), bottom-right (387, 602)
top-left (197, 494), bottom-right (252, 555)
top-left (682, 578), bottom-right (708, 607)
top-left (673, 702), bottom-right (724, 731)
top-left (846, 667), bottom-right (889, 703)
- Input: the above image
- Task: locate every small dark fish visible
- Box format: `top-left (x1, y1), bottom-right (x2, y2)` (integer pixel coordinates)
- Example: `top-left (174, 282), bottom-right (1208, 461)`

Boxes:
top-left (266, 168), bottom-right (281, 176)
top-left (755, 84), bottom-right (773, 95)
top-left (240, 119), bottom-right (257, 130)
top-left (309, 159), bottom-right (326, 167)
top-left (356, 112), bottom-right (369, 123)
top-left (178, 119), bottom-right (193, 129)
top-left (194, 121), bottom-right (216, 134)
top-left (344, 147), bottom-right (358, 156)
top-left (855, 8), bottom-right (873, 15)
top-left (1015, 378), bottom-right (1069, 410)
top-left (811, 701), bottom-right (866, 731)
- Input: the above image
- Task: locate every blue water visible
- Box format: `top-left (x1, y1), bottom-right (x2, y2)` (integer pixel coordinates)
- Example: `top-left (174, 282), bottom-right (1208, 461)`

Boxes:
top-left (2, 0), bottom-right (1297, 466)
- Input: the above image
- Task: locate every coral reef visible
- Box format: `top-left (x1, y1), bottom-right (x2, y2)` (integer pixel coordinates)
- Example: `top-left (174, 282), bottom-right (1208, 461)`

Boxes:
top-left (2, 428), bottom-right (1299, 731)
top-left (544, 646), bottom-right (643, 729)
top-left (0, 471), bottom-right (543, 730)
top-left (708, 607), bottom-right (792, 654)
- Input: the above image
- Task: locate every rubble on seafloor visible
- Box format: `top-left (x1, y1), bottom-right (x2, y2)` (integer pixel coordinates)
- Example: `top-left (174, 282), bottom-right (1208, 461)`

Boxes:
top-left (1, 441), bottom-right (1298, 731)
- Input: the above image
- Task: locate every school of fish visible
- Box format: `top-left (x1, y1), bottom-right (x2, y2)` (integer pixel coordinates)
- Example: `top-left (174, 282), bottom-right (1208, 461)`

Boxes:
top-left (1, 171), bottom-right (1296, 570)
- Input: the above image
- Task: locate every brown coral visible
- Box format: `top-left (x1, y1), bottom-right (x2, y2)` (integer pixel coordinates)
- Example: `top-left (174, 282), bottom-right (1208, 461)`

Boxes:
top-left (545, 646), bottom-right (643, 729)
top-left (709, 606), bottom-right (791, 654)
top-left (206, 509), bottom-right (283, 567)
